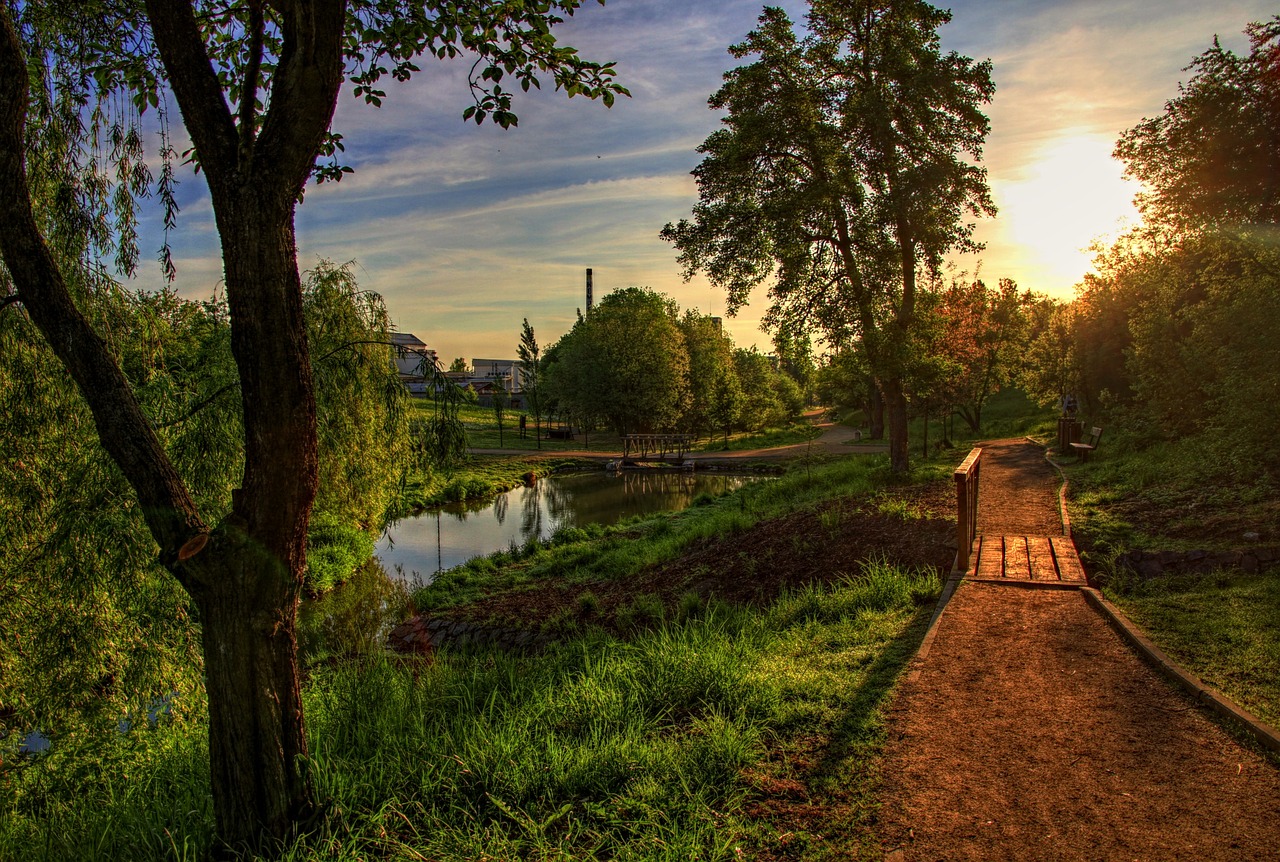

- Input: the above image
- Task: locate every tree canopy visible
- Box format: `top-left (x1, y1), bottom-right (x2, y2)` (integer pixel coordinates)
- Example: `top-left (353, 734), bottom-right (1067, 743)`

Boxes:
top-left (663, 0), bottom-right (994, 471)
top-left (1114, 16), bottom-right (1280, 231)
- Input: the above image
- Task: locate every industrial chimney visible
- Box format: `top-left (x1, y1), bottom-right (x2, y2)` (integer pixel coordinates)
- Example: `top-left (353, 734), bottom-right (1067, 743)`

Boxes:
top-left (586, 267), bottom-right (594, 312)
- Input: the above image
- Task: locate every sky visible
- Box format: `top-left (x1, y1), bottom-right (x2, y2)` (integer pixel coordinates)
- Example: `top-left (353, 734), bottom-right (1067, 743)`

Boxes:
top-left (133, 0), bottom-right (1277, 364)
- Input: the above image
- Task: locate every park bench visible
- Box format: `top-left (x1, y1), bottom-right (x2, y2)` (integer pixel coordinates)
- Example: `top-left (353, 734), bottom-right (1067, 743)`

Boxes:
top-left (547, 427), bottom-right (574, 441)
top-left (1069, 426), bottom-right (1103, 462)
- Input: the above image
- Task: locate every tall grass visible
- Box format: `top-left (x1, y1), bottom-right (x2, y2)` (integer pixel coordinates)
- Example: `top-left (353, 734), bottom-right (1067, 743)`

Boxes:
top-left (1, 561), bottom-right (938, 861)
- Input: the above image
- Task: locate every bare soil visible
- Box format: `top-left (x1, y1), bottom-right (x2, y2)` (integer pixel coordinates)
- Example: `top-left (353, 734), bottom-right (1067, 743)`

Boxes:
top-left (876, 440), bottom-right (1280, 861)
top-left (441, 479), bottom-right (955, 633)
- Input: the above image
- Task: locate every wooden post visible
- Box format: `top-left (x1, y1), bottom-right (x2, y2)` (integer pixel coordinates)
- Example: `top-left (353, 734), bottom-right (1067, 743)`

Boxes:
top-left (953, 447), bottom-right (982, 574)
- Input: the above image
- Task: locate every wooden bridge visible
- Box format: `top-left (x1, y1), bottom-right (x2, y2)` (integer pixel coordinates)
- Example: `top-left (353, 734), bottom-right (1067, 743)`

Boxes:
top-left (953, 446), bottom-right (1087, 586)
top-left (621, 434), bottom-right (695, 465)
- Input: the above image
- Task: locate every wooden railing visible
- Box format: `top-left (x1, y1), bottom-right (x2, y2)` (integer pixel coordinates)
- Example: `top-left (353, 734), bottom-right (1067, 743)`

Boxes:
top-left (953, 447), bottom-right (982, 574)
top-left (621, 434), bottom-right (695, 464)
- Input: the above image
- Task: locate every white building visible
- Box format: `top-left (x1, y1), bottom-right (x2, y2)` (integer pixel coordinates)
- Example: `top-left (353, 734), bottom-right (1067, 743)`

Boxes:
top-left (472, 358), bottom-right (520, 394)
top-left (392, 333), bottom-right (438, 394)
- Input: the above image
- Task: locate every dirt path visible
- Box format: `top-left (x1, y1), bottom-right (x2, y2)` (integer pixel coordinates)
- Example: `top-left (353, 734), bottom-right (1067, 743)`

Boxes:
top-left (876, 439), bottom-right (1280, 860)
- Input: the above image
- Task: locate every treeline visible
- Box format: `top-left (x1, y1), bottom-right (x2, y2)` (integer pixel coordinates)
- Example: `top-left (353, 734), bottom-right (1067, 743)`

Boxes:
top-left (1021, 18), bottom-right (1280, 479)
top-left (815, 275), bottom-right (1047, 441)
top-left (535, 287), bottom-right (809, 439)
top-left (0, 261), bottom-right (418, 729)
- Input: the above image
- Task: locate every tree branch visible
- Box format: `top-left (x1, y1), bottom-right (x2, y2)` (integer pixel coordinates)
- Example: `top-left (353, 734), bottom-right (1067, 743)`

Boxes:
top-left (253, 0), bottom-right (346, 200)
top-left (238, 0), bottom-right (266, 156)
top-left (0, 10), bottom-right (209, 583)
top-left (143, 0), bottom-right (239, 183)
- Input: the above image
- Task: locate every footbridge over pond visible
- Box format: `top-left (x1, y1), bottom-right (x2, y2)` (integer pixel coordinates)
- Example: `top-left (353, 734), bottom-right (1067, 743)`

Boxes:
top-left (621, 434), bottom-right (695, 465)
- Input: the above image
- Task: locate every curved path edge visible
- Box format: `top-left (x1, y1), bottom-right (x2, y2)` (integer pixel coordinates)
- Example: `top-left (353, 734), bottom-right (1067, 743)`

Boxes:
top-left (1082, 586), bottom-right (1280, 755)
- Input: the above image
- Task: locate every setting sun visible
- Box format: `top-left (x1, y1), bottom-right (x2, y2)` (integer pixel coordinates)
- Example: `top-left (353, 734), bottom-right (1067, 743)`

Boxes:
top-left (997, 132), bottom-right (1141, 288)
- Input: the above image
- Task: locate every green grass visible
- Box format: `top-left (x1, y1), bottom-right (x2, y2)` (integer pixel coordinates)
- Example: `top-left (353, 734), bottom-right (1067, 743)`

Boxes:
top-left (698, 421), bottom-right (820, 452)
top-left (412, 454), bottom-right (914, 613)
top-left (1062, 427), bottom-right (1279, 556)
top-left (419, 398), bottom-right (821, 456)
top-left (1105, 569), bottom-right (1280, 730)
top-left (0, 561), bottom-right (939, 861)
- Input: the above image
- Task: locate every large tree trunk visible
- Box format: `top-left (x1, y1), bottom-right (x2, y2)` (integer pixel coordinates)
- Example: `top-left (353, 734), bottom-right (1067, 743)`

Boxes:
top-left (884, 376), bottom-right (910, 474)
top-left (198, 534), bottom-right (311, 851)
top-left (867, 379), bottom-right (885, 439)
top-left (200, 198), bottom-right (319, 851)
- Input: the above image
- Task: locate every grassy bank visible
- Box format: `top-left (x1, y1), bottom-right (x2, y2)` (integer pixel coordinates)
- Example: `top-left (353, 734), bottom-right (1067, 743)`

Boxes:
top-left (1061, 413), bottom-right (1280, 740)
top-left (393, 455), bottom-right (593, 516)
top-left (410, 454), bottom-right (938, 613)
top-left (1, 560), bottom-right (939, 861)
top-left (1104, 570), bottom-right (1280, 730)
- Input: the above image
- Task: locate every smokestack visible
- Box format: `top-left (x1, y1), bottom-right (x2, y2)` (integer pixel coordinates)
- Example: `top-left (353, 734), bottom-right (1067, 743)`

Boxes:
top-left (586, 267), bottom-right (594, 311)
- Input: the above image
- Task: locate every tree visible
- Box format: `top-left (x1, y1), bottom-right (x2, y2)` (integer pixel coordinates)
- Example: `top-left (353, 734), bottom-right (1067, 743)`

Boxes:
top-left (677, 310), bottom-right (737, 437)
top-left (544, 288), bottom-right (690, 435)
top-left (517, 318), bottom-right (542, 448)
top-left (492, 382), bottom-right (510, 447)
top-left (0, 2), bottom-right (625, 852)
top-left (773, 326), bottom-right (816, 403)
top-left (448, 356), bottom-right (469, 373)
top-left (934, 276), bottom-right (1029, 432)
top-left (1114, 17), bottom-right (1280, 231)
top-left (709, 369), bottom-right (743, 448)
top-left (733, 347), bottom-right (784, 431)
top-left (663, 1), bottom-right (994, 472)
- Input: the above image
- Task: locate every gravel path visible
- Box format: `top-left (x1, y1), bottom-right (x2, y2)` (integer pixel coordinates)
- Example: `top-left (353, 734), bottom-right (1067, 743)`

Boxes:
top-left (876, 439), bottom-right (1280, 861)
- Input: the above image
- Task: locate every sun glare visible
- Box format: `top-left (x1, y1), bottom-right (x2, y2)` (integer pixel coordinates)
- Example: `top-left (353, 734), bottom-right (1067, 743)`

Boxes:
top-left (998, 133), bottom-right (1140, 287)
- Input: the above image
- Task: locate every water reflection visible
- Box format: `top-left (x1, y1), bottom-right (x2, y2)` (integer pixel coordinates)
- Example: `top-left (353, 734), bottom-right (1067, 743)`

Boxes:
top-left (298, 558), bottom-right (412, 664)
top-left (378, 470), bottom-right (762, 582)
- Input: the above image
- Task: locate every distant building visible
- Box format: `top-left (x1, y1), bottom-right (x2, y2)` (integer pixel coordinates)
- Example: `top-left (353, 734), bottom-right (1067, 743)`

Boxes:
top-left (472, 358), bottom-right (520, 394)
top-left (391, 332), bottom-right (439, 394)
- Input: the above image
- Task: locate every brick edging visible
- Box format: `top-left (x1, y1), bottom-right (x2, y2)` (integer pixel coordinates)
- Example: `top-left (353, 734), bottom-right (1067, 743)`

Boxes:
top-left (1081, 587), bottom-right (1280, 755)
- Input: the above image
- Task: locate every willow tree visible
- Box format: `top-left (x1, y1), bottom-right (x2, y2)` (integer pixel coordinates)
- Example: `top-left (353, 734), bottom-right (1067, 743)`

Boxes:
top-left (0, 1), bottom-right (624, 853)
top-left (663, 0), bottom-right (994, 471)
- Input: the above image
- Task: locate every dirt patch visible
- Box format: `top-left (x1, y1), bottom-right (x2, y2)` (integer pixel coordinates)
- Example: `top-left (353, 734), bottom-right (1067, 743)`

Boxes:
top-left (432, 480), bottom-right (955, 636)
top-left (876, 582), bottom-right (1280, 860)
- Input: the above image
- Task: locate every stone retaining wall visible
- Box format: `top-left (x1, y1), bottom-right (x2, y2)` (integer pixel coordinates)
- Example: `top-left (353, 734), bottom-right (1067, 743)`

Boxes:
top-left (388, 615), bottom-right (551, 655)
top-left (1118, 546), bottom-right (1280, 579)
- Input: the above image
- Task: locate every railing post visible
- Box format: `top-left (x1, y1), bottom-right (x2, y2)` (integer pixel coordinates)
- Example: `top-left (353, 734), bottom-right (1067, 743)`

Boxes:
top-left (953, 448), bottom-right (982, 574)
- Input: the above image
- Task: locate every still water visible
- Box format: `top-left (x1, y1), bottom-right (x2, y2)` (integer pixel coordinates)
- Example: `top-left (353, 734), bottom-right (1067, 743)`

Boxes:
top-left (377, 469), bottom-right (763, 582)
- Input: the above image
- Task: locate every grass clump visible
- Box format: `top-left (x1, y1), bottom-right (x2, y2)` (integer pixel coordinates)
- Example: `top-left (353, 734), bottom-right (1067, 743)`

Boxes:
top-left (306, 512), bottom-right (376, 593)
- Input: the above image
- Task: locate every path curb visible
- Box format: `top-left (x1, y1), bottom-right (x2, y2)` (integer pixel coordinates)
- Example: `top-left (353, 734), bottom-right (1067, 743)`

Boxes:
top-left (1032, 436), bottom-right (1073, 539)
top-left (1082, 587), bottom-right (1280, 755)
top-left (905, 574), bottom-right (963, 683)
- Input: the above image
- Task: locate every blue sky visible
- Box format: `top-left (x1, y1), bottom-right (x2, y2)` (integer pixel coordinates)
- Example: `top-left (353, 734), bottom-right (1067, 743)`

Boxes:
top-left (135, 0), bottom-right (1276, 364)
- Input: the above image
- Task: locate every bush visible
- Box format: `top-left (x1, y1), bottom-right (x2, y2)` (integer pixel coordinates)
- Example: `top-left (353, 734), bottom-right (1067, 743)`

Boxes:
top-left (305, 513), bottom-right (375, 593)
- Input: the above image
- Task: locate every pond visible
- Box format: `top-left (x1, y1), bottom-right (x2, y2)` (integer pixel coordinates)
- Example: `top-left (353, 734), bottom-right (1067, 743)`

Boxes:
top-left (376, 469), bottom-right (765, 583)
